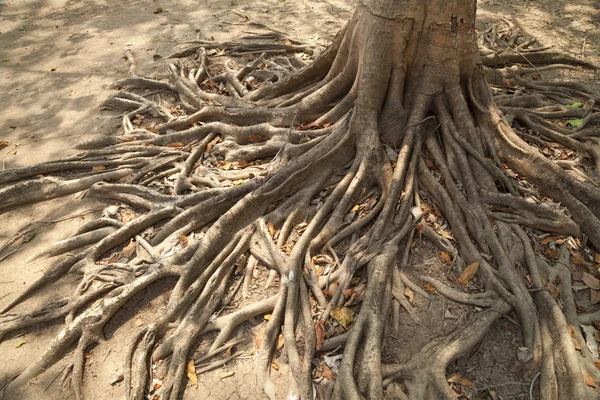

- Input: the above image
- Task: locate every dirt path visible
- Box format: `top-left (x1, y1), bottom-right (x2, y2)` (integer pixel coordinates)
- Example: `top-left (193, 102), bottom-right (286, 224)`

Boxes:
top-left (0, 0), bottom-right (598, 399)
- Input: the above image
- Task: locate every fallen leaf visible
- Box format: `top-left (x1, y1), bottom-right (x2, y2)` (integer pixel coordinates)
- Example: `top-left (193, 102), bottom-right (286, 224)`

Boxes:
top-left (268, 222), bottom-right (275, 237)
top-left (153, 8), bottom-right (163, 14)
top-left (166, 142), bottom-right (185, 148)
top-left (220, 371), bottom-right (234, 379)
top-left (0, 141), bottom-right (8, 150)
top-left (315, 320), bottom-right (325, 350)
top-left (248, 134), bottom-right (266, 143)
top-left (540, 236), bottom-right (559, 245)
top-left (569, 325), bottom-right (582, 350)
top-left (232, 179), bottom-right (245, 186)
top-left (584, 374), bottom-right (597, 388)
top-left (206, 136), bottom-right (221, 152)
top-left (135, 318), bottom-right (143, 327)
top-left (330, 307), bottom-right (354, 329)
top-left (573, 252), bottom-right (591, 266)
top-left (271, 361), bottom-right (279, 370)
top-left (179, 235), bottom-right (189, 248)
top-left (439, 251), bottom-right (452, 263)
top-left (595, 362), bottom-right (600, 370)
top-left (424, 283), bottom-right (436, 292)
top-left (447, 373), bottom-right (474, 387)
top-left (186, 360), bottom-right (198, 387)
top-left (458, 262), bottom-right (480, 285)
top-left (439, 229), bottom-right (454, 241)
top-left (255, 327), bottom-right (265, 348)
top-left (543, 248), bottom-right (559, 259)
top-left (325, 282), bottom-right (339, 297)
top-left (15, 339), bottom-right (27, 348)
top-left (237, 160), bottom-right (250, 168)
top-left (276, 333), bottom-right (285, 350)
top-left (322, 363), bottom-right (334, 381)
top-left (583, 272), bottom-right (600, 290)
top-left (567, 119), bottom-right (584, 128)
top-left (566, 102), bottom-right (584, 109)
top-left (119, 208), bottom-right (137, 224)
top-left (404, 287), bottom-right (414, 303)
top-left (263, 314), bottom-right (272, 321)
top-left (595, 253), bottom-right (600, 265)
top-left (122, 239), bottom-right (136, 259)
top-left (592, 290), bottom-right (600, 305)
top-left (489, 390), bottom-right (500, 400)
top-left (547, 284), bottom-right (560, 300)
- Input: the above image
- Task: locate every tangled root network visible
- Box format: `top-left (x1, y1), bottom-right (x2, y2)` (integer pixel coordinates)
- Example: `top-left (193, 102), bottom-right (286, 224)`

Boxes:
top-left (2, 1), bottom-right (600, 399)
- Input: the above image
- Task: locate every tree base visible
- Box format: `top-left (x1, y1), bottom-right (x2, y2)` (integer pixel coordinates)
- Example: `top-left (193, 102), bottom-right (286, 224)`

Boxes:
top-left (1, 4), bottom-right (600, 400)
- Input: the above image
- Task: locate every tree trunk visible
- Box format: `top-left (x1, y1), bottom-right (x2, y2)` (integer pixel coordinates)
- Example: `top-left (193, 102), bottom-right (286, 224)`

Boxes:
top-left (2, 0), bottom-right (600, 399)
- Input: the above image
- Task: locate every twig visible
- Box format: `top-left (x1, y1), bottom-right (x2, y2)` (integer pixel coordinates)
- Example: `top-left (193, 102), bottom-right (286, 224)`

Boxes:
top-left (195, 352), bottom-right (243, 374)
top-left (530, 372), bottom-right (540, 400)
top-left (44, 364), bottom-right (68, 392)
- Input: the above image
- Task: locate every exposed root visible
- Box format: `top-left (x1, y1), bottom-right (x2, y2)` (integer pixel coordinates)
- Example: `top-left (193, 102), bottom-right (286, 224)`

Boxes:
top-left (1, 2), bottom-right (600, 400)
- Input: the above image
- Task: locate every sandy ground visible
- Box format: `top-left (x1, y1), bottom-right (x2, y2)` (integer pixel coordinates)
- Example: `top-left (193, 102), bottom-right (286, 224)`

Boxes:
top-left (0, 0), bottom-right (598, 399)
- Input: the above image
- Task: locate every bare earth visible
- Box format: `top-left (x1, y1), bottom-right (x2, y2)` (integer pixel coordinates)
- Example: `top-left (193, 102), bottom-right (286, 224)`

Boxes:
top-left (0, 0), bottom-right (598, 399)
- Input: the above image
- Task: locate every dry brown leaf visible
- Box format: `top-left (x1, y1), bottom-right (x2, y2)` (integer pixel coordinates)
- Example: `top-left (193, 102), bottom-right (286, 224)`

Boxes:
top-left (92, 165), bottom-right (106, 172)
top-left (271, 361), bottom-right (280, 370)
top-left (404, 287), bottom-right (414, 303)
top-left (331, 307), bottom-right (354, 329)
top-left (276, 333), bottom-right (285, 350)
top-left (543, 248), bottom-right (559, 259)
top-left (439, 251), bottom-right (452, 263)
top-left (489, 390), bottom-right (500, 400)
top-left (595, 362), bottom-right (600, 370)
top-left (592, 290), bottom-right (600, 305)
top-left (268, 222), bottom-right (275, 238)
top-left (322, 363), bottom-right (334, 381)
top-left (458, 262), bottom-right (480, 285)
top-left (153, 7), bottom-right (163, 14)
top-left (166, 142), bottom-right (185, 148)
top-left (179, 235), bottom-right (189, 248)
top-left (187, 360), bottom-right (198, 387)
top-left (583, 272), bottom-right (600, 290)
top-left (547, 284), bottom-right (560, 300)
top-left (255, 327), bottom-right (265, 348)
top-left (540, 236), bottom-right (560, 245)
top-left (439, 229), bottom-right (454, 241)
top-left (206, 136), bottom-right (221, 152)
top-left (315, 320), bottom-right (326, 350)
top-left (573, 252), bottom-right (591, 266)
top-left (248, 134), bottom-right (266, 143)
top-left (595, 253), bottom-right (600, 265)
top-left (584, 374), bottom-right (597, 388)
top-left (325, 282), bottom-right (339, 297)
top-left (120, 208), bottom-right (136, 224)
top-left (569, 325), bottom-right (582, 350)
top-left (424, 283), bottom-right (436, 293)
top-left (122, 240), bottom-right (136, 259)
top-left (0, 141), bottom-right (8, 150)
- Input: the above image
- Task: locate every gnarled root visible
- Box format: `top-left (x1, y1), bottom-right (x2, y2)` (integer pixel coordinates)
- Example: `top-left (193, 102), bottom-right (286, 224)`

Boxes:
top-left (2, 1), bottom-right (600, 400)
